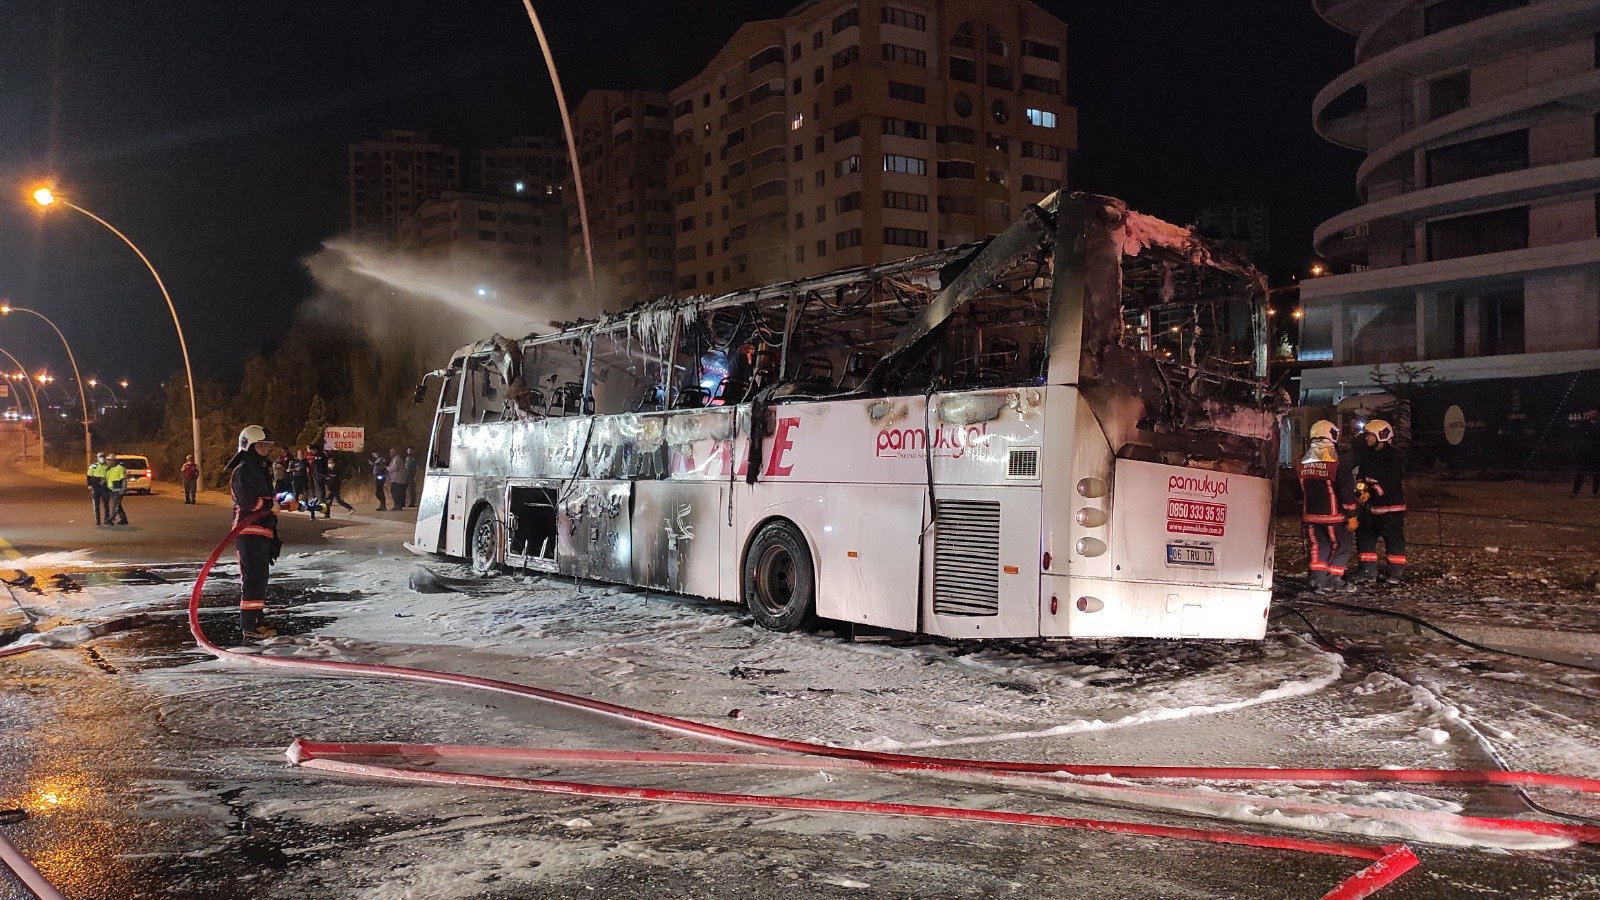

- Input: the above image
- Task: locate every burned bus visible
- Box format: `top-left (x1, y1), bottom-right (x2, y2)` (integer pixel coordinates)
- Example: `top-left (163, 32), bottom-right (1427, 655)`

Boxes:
top-left (410, 192), bottom-right (1281, 640)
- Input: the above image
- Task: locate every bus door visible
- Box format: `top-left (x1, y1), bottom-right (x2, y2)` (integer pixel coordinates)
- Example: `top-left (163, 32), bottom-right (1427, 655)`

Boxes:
top-left (412, 359), bottom-right (462, 554)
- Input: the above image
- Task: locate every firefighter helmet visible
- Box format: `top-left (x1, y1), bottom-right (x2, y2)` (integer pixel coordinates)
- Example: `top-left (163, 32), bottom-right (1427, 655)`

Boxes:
top-left (238, 424), bottom-right (272, 452)
top-left (1364, 419), bottom-right (1394, 444)
top-left (1309, 420), bottom-right (1339, 442)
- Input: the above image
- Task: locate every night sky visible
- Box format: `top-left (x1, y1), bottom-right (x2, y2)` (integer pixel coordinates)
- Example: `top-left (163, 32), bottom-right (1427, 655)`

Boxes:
top-left (0, 0), bottom-right (1356, 390)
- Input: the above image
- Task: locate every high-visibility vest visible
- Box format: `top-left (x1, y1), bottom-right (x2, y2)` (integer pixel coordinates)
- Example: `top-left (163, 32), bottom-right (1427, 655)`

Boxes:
top-left (87, 462), bottom-right (107, 486)
top-left (104, 464), bottom-right (127, 491)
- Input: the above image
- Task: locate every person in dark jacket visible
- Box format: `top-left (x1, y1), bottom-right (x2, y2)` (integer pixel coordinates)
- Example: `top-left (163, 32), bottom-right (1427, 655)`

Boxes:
top-left (287, 452), bottom-right (309, 504)
top-left (1571, 408), bottom-right (1600, 498)
top-left (321, 451), bottom-right (354, 513)
top-left (403, 448), bottom-right (420, 507)
top-left (181, 455), bottom-right (200, 504)
top-left (228, 425), bottom-right (281, 639)
top-left (1297, 420), bottom-right (1359, 592)
top-left (371, 452), bottom-right (389, 511)
top-left (1352, 419), bottom-right (1407, 584)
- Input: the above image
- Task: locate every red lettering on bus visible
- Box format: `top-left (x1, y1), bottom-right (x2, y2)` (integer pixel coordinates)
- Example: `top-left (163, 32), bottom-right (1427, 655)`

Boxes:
top-left (765, 417), bottom-right (799, 476)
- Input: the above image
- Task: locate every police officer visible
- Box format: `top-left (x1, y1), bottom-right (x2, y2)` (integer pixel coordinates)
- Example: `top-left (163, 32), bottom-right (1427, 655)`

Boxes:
top-left (103, 453), bottom-right (130, 526)
top-left (87, 452), bottom-right (110, 525)
top-left (228, 425), bottom-right (281, 639)
top-left (1298, 420), bottom-right (1358, 591)
top-left (1353, 419), bottom-right (1407, 584)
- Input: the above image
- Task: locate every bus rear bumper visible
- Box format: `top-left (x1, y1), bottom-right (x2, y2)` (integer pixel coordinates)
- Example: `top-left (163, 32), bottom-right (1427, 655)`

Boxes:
top-left (1038, 575), bottom-right (1271, 640)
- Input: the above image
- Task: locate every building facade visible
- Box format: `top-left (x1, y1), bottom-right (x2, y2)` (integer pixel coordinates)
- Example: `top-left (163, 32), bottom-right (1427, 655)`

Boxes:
top-left (1304, 0), bottom-right (1600, 403)
top-left (563, 90), bottom-right (677, 307)
top-left (479, 135), bottom-right (568, 200)
top-left (666, 0), bottom-right (1075, 296)
top-left (398, 190), bottom-right (567, 288)
top-left (348, 130), bottom-right (462, 245)
top-left (1196, 204), bottom-right (1271, 268)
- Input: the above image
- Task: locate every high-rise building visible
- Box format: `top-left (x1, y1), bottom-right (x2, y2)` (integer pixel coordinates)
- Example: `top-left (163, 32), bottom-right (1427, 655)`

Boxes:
top-left (1302, 0), bottom-right (1600, 404)
top-left (667, 0), bottom-right (1074, 296)
top-left (398, 190), bottom-right (568, 289)
top-left (348, 130), bottom-right (461, 245)
top-left (1196, 204), bottom-right (1271, 269)
top-left (479, 135), bottom-right (568, 199)
top-left (563, 90), bottom-right (677, 307)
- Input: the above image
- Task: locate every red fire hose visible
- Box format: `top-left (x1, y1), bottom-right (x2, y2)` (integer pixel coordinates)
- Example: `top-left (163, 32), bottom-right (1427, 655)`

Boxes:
top-left (180, 519), bottom-right (1425, 897)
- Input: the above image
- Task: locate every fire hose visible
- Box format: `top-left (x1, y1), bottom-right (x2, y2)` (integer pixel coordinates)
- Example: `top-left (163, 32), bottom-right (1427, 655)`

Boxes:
top-left (9, 516), bottom-right (1600, 898)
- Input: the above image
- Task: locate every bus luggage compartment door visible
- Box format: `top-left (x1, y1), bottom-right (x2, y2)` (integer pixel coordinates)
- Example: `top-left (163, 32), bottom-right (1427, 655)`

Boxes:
top-left (557, 481), bottom-right (633, 583)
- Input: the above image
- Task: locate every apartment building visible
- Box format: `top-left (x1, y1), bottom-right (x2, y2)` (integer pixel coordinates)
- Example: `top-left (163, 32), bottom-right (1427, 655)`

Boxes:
top-left (666, 0), bottom-right (1075, 295)
top-left (1304, 0), bottom-right (1600, 404)
top-left (348, 130), bottom-right (462, 245)
top-left (398, 190), bottom-right (567, 287)
top-left (478, 135), bottom-right (567, 199)
top-left (563, 90), bottom-right (677, 306)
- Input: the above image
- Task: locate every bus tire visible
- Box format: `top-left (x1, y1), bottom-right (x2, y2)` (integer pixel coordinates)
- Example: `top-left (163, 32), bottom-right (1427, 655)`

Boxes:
top-left (468, 505), bottom-right (500, 576)
top-left (742, 520), bottom-right (816, 632)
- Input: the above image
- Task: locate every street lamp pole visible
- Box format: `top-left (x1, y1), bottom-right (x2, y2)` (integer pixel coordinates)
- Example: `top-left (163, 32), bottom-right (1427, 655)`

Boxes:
top-left (30, 187), bottom-right (203, 475)
top-left (0, 348), bottom-right (46, 465)
top-left (517, 2), bottom-right (595, 292)
top-left (1, 303), bottom-right (92, 467)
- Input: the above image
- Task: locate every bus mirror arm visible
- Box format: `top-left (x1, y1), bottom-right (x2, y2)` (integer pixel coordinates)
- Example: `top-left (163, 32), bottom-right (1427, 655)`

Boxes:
top-left (413, 369), bottom-right (449, 404)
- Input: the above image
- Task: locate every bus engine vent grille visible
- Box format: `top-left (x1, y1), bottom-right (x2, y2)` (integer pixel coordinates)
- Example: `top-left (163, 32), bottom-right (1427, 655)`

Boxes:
top-left (1007, 447), bottom-right (1040, 479)
top-left (933, 499), bottom-right (1001, 617)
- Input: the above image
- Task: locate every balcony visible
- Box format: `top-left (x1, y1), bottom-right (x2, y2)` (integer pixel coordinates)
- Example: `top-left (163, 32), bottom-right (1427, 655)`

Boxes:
top-left (1314, 156), bottom-right (1600, 257)
top-left (1311, 0), bottom-right (1600, 150)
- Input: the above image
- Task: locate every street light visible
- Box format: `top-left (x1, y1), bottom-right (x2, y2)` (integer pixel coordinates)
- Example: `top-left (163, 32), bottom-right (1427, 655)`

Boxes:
top-left (29, 185), bottom-right (203, 474)
top-left (0, 348), bottom-right (45, 464)
top-left (1, 302), bottom-right (93, 467)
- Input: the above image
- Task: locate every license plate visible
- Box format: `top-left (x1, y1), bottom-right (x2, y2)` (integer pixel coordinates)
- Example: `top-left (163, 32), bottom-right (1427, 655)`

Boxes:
top-left (1166, 543), bottom-right (1215, 567)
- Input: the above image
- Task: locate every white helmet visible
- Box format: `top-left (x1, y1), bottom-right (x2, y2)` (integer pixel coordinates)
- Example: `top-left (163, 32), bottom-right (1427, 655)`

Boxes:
top-left (1364, 419), bottom-right (1394, 444)
top-left (238, 424), bottom-right (271, 452)
top-left (1309, 420), bottom-right (1339, 442)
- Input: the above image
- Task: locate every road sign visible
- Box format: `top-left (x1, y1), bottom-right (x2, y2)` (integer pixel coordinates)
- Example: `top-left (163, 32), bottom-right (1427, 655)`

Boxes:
top-left (324, 426), bottom-right (365, 452)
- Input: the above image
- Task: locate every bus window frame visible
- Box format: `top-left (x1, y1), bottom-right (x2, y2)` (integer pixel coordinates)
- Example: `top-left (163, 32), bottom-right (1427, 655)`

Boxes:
top-left (426, 358), bottom-right (465, 472)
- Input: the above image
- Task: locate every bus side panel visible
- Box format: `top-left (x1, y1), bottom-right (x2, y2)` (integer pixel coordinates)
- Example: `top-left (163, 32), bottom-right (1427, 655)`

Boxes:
top-left (632, 480), bottom-right (723, 598)
top-left (732, 481), bottom-right (922, 632)
top-left (411, 473), bottom-right (450, 553)
top-left (921, 486), bottom-right (1043, 639)
top-left (443, 474), bottom-right (476, 558)
top-left (557, 481), bottom-right (632, 583)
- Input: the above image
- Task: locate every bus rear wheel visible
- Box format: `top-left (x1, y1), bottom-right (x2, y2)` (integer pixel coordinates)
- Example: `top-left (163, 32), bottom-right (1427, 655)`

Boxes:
top-left (468, 506), bottom-right (500, 576)
top-left (743, 520), bottom-right (816, 632)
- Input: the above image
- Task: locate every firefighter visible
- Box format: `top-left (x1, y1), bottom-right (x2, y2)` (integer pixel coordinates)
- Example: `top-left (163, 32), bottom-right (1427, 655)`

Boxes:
top-left (1297, 420), bottom-right (1358, 592)
top-left (87, 452), bottom-right (110, 525)
top-left (228, 425), bottom-right (281, 639)
top-left (1353, 419), bottom-right (1407, 584)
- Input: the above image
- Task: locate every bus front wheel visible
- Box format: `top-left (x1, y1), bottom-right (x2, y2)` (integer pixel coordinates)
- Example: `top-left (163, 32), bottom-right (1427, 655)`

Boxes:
top-left (743, 520), bottom-right (816, 632)
top-left (468, 506), bottom-right (500, 576)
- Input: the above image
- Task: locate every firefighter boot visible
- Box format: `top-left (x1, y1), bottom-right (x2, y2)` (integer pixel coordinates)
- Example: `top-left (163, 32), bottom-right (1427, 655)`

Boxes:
top-left (1384, 565), bottom-right (1407, 585)
top-left (240, 608), bottom-right (278, 640)
top-left (1305, 571), bottom-right (1328, 593)
top-left (1350, 562), bottom-right (1380, 584)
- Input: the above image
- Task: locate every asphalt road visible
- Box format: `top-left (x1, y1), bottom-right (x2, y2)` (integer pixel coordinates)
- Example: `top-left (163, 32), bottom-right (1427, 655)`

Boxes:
top-left (0, 431), bottom-right (403, 563)
top-left (4, 428), bottom-right (1599, 899)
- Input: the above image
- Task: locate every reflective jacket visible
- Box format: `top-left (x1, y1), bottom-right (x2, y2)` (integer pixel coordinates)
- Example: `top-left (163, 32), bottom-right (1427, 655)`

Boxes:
top-left (1297, 449), bottom-right (1358, 524)
top-left (1355, 444), bottom-right (1407, 514)
top-left (104, 463), bottom-right (127, 492)
top-left (231, 452), bottom-right (278, 539)
top-left (87, 461), bottom-right (108, 488)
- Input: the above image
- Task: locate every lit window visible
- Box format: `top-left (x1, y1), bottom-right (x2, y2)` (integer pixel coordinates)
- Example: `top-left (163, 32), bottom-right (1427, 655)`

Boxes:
top-left (791, 112), bottom-right (805, 130)
top-left (1025, 108), bottom-right (1058, 128)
